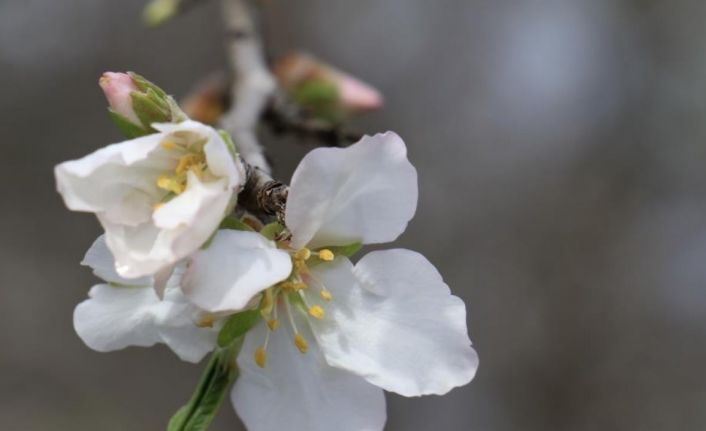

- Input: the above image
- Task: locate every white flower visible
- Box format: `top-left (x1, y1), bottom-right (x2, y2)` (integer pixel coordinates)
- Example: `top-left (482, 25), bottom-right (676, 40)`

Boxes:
top-left (182, 133), bottom-right (478, 431)
top-left (55, 120), bottom-right (244, 279)
top-left (73, 235), bottom-right (219, 363)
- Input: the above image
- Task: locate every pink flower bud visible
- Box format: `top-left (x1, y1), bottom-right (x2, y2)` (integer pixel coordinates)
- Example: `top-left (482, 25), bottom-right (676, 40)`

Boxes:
top-left (99, 72), bottom-right (141, 125)
top-left (274, 52), bottom-right (383, 113)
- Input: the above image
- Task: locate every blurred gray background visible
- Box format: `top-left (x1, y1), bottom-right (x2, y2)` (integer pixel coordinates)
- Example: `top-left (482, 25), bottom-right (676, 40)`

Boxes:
top-left (3, 0), bottom-right (706, 429)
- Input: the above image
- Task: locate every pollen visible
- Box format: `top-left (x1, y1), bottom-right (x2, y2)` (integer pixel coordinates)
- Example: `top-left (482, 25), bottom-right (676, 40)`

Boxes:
top-left (319, 290), bottom-right (333, 301)
top-left (308, 305), bottom-right (325, 320)
top-left (157, 175), bottom-right (185, 194)
top-left (294, 334), bottom-right (308, 354)
top-left (160, 141), bottom-right (178, 150)
top-left (255, 346), bottom-right (267, 368)
top-left (318, 249), bottom-right (335, 261)
top-left (267, 319), bottom-right (280, 331)
top-left (294, 248), bottom-right (311, 261)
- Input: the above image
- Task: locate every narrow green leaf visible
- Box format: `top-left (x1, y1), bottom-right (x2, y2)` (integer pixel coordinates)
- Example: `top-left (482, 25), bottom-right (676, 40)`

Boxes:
top-left (217, 310), bottom-right (261, 348)
top-left (167, 343), bottom-right (241, 431)
top-left (219, 217), bottom-right (255, 232)
top-left (108, 109), bottom-right (148, 138)
top-left (260, 222), bottom-right (285, 240)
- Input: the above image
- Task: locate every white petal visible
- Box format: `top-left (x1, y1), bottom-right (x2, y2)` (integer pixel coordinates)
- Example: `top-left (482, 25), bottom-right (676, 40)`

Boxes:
top-left (74, 284), bottom-right (160, 352)
top-left (81, 235), bottom-right (152, 286)
top-left (285, 132), bottom-right (418, 249)
top-left (73, 283), bottom-right (217, 363)
top-left (181, 230), bottom-right (292, 312)
top-left (55, 133), bottom-right (173, 225)
top-left (103, 173), bottom-right (232, 279)
top-left (232, 317), bottom-right (386, 431)
top-left (310, 250), bottom-right (478, 396)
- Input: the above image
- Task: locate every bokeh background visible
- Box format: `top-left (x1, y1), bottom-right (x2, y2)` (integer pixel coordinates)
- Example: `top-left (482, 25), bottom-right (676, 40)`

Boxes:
top-left (3, 0), bottom-right (706, 429)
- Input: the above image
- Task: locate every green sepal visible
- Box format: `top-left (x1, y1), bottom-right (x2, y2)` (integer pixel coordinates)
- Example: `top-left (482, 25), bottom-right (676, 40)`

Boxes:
top-left (217, 310), bottom-right (261, 348)
top-left (219, 216), bottom-right (255, 232)
top-left (131, 90), bottom-right (170, 130)
top-left (291, 79), bottom-right (343, 123)
top-left (328, 242), bottom-right (362, 258)
top-left (128, 71), bottom-right (168, 99)
top-left (167, 342), bottom-right (241, 431)
top-left (108, 109), bottom-right (148, 138)
top-left (260, 222), bottom-right (285, 240)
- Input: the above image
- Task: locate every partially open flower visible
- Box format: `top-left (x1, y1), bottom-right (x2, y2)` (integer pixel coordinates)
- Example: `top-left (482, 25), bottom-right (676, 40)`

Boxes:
top-left (55, 120), bottom-right (244, 279)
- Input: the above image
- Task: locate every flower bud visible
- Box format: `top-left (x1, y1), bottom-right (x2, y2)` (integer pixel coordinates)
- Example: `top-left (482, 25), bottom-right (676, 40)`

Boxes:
top-left (274, 52), bottom-right (383, 121)
top-left (99, 71), bottom-right (186, 138)
top-left (99, 72), bottom-right (141, 126)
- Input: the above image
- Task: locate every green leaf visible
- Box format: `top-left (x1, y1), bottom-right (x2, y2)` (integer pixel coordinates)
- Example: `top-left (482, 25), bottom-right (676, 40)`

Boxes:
top-left (328, 242), bottom-right (362, 258)
top-left (108, 109), bottom-right (148, 138)
top-left (260, 222), bottom-right (285, 240)
top-left (128, 71), bottom-right (168, 99)
top-left (219, 216), bottom-right (255, 232)
top-left (167, 343), bottom-right (240, 431)
top-left (217, 310), bottom-right (261, 348)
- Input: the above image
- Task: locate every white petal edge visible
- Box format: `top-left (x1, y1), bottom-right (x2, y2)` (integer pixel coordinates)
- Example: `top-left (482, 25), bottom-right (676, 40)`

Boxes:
top-left (81, 235), bottom-right (152, 286)
top-left (232, 316), bottom-right (386, 431)
top-left (309, 249), bottom-right (479, 396)
top-left (285, 132), bottom-right (418, 249)
top-left (181, 230), bottom-right (292, 312)
top-left (73, 283), bottom-right (217, 362)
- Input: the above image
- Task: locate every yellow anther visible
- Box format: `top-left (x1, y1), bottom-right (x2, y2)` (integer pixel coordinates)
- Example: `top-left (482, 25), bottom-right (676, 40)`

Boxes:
top-left (157, 175), bottom-right (185, 194)
top-left (294, 334), bottom-right (308, 353)
top-left (319, 290), bottom-right (333, 301)
top-left (160, 141), bottom-right (178, 150)
top-left (267, 319), bottom-right (280, 331)
top-left (294, 248), bottom-right (311, 261)
top-left (176, 154), bottom-right (204, 175)
top-left (254, 346), bottom-right (267, 368)
top-left (196, 314), bottom-right (217, 328)
top-left (318, 249), bottom-right (335, 261)
top-left (308, 305), bottom-right (325, 320)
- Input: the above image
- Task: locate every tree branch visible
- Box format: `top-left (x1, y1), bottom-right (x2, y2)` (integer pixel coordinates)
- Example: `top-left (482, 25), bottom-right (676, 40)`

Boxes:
top-left (219, 0), bottom-right (276, 173)
top-left (238, 162), bottom-right (288, 223)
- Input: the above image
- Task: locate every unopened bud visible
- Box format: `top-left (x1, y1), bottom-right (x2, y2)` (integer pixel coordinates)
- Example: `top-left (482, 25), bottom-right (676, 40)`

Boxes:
top-left (100, 72), bottom-right (141, 126)
top-left (274, 52), bottom-right (383, 121)
top-left (99, 71), bottom-right (186, 138)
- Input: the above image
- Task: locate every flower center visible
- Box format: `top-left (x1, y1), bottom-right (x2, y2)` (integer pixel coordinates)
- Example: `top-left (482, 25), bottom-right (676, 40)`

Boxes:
top-left (252, 247), bottom-right (336, 369)
top-left (155, 139), bottom-right (208, 197)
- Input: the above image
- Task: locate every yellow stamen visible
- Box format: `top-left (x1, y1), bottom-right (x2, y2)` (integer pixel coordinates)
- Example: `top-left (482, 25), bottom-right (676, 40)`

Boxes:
top-left (308, 305), bottom-right (325, 320)
top-left (196, 314), bottom-right (217, 328)
top-left (254, 346), bottom-right (267, 368)
top-left (319, 290), bottom-right (333, 301)
top-left (318, 249), bottom-right (335, 261)
top-left (294, 334), bottom-right (308, 353)
top-left (281, 281), bottom-right (307, 292)
top-left (260, 288), bottom-right (275, 316)
top-left (153, 202), bottom-right (165, 211)
top-left (294, 259), bottom-right (309, 275)
top-left (267, 319), bottom-right (280, 331)
top-left (294, 248), bottom-right (311, 261)
top-left (160, 141), bottom-right (178, 150)
top-left (156, 175), bottom-right (185, 194)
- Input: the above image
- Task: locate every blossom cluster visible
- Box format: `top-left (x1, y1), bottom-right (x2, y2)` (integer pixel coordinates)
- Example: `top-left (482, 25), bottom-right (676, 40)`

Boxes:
top-left (55, 72), bottom-right (478, 431)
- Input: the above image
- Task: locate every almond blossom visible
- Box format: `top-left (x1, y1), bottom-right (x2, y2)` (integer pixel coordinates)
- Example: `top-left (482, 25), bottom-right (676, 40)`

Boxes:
top-left (55, 120), bottom-right (244, 279)
top-left (182, 132), bottom-right (479, 430)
